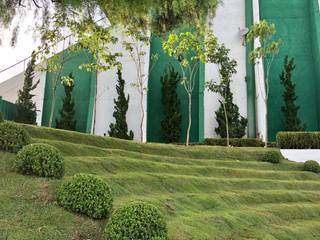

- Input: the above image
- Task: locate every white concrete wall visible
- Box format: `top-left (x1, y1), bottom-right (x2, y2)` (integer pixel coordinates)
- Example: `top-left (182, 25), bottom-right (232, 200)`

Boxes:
top-left (204, 0), bottom-right (247, 138)
top-left (93, 29), bottom-right (150, 142)
top-left (0, 70), bottom-right (46, 125)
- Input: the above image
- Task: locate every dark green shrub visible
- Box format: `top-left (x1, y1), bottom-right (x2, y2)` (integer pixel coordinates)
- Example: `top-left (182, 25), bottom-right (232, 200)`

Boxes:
top-left (15, 143), bottom-right (64, 179)
top-left (261, 151), bottom-right (281, 164)
top-left (303, 160), bottom-right (320, 173)
top-left (0, 121), bottom-right (30, 153)
top-left (277, 132), bottom-right (320, 149)
top-left (105, 201), bottom-right (168, 240)
top-left (57, 174), bottom-right (113, 219)
top-left (204, 138), bottom-right (264, 147)
top-left (0, 111), bottom-right (4, 122)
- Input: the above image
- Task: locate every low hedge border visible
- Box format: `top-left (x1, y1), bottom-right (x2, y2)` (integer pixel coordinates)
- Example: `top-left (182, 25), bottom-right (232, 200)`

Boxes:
top-left (277, 132), bottom-right (320, 149)
top-left (204, 138), bottom-right (265, 147)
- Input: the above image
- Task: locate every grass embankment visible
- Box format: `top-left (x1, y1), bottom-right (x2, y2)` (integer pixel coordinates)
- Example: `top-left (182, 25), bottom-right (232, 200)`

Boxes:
top-left (1, 124), bottom-right (320, 239)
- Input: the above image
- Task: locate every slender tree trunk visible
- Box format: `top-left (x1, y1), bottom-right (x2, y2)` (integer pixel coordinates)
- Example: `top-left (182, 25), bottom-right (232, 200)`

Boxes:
top-left (140, 91), bottom-right (144, 142)
top-left (222, 102), bottom-right (230, 147)
top-left (264, 98), bottom-right (268, 148)
top-left (48, 80), bottom-right (58, 128)
top-left (186, 92), bottom-right (192, 146)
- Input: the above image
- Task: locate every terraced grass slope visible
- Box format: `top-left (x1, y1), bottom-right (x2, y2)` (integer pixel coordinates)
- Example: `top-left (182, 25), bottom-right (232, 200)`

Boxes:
top-left (1, 125), bottom-right (320, 239)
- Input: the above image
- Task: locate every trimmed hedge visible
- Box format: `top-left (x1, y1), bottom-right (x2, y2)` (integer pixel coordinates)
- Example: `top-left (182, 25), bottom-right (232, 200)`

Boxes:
top-left (57, 174), bottom-right (113, 219)
top-left (105, 201), bottom-right (168, 240)
top-left (0, 112), bottom-right (3, 122)
top-left (0, 121), bottom-right (30, 153)
top-left (204, 138), bottom-right (265, 147)
top-left (261, 151), bottom-right (281, 164)
top-left (277, 132), bottom-right (320, 149)
top-left (15, 143), bottom-right (64, 179)
top-left (303, 160), bottom-right (320, 173)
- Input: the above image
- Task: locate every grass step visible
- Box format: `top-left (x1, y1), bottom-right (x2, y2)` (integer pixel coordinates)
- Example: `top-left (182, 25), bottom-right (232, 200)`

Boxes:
top-left (65, 156), bottom-right (316, 181)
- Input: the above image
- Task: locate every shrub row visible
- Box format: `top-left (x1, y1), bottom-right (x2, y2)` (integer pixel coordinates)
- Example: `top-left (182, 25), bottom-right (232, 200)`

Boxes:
top-left (204, 138), bottom-right (265, 147)
top-left (277, 132), bottom-right (320, 149)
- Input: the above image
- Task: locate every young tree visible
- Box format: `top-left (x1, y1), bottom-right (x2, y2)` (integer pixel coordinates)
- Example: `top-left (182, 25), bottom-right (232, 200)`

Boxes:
top-left (246, 20), bottom-right (282, 147)
top-left (15, 52), bottom-right (40, 124)
top-left (161, 64), bottom-right (182, 143)
top-left (206, 43), bottom-right (247, 146)
top-left (56, 73), bottom-right (76, 131)
top-left (123, 25), bottom-right (158, 142)
top-left (280, 56), bottom-right (306, 131)
top-left (36, 14), bottom-right (121, 128)
top-left (163, 30), bottom-right (217, 146)
top-left (108, 69), bottom-right (134, 140)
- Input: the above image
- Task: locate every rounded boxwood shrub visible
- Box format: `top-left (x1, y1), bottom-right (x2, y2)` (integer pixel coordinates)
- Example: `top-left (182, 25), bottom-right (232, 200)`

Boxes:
top-left (105, 201), bottom-right (168, 240)
top-left (0, 121), bottom-right (30, 153)
top-left (15, 143), bottom-right (64, 179)
top-left (261, 151), bottom-right (281, 164)
top-left (57, 174), bottom-right (113, 219)
top-left (303, 160), bottom-right (320, 173)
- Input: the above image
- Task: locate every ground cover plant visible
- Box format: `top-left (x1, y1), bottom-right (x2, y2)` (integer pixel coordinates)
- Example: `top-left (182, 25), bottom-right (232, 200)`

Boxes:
top-left (1, 124), bottom-right (320, 239)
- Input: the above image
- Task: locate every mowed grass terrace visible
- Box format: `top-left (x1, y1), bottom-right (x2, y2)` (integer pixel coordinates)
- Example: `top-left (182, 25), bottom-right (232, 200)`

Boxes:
top-left (1, 125), bottom-right (320, 239)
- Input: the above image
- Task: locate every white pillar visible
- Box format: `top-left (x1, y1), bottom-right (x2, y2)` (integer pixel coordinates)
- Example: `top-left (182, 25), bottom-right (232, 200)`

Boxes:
top-left (252, 0), bottom-right (267, 142)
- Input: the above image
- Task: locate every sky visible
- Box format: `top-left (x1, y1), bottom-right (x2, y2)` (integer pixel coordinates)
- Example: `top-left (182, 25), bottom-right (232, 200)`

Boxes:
top-left (0, 7), bottom-right (41, 83)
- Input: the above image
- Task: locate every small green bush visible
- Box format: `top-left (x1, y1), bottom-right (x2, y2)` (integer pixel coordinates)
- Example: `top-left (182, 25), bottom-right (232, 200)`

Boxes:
top-left (204, 138), bottom-right (264, 147)
top-left (303, 160), bottom-right (320, 173)
top-left (0, 121), bottom-right (30, 153)
top-left (105, 201), bottom-right (168, 240)
top-left (15, 143), bottom-right (64, 179)
top-left (57, 174), bottom-right (113, 219)
top-left (261, 151), bottom-right (281, 164)
top-left (277, 132), bottom-right (320, 149)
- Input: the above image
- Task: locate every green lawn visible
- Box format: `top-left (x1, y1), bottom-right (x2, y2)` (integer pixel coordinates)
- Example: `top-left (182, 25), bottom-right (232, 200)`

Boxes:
top-left (1, 125), bottom-right (320, 239)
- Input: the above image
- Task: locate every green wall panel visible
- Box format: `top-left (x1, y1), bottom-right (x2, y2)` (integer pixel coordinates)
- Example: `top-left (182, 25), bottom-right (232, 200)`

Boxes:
top-left (147, 33), bottom-right (204, 143)
top-left (310, 0), bottom-right (320, 124)
top-left (0, 97), bottom-right (17, 121)
top-left (245, 0), bottom-right (257, 138)
top-left (41, 50), bottom-right (96, 133)
top-left (260, 0), bottom-right (320, 141)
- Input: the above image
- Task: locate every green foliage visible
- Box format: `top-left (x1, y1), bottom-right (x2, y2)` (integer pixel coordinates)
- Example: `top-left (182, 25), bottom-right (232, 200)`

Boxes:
top-left (0, 121), bottom-right (30, 153)
top-left (57, 174), bottom-right (113, 219)
top-left (105, 201), bottom-right (168, 240)
top-left (109, 69), bottom-right (134, 140)
top-left (277, 132), bottom-right (320, 149)
top-left (261, 151), bottom-right (281, 164)
top-left (15, 52), bottom-right (40, 124)
top-left (15, 143), bottom-right (64, 179)
top-left (214, 86), bottom-right (248, 138)
top-left (56, 74), bottom-right (77, 131)
top-left (303, 160), bottom-right (320, 173)
top-left (206, 43), bottom-right (247, 140)
top-left (163, 30), bottom-right (214, 145)
top-left (280, 56), bottom-right (306, 131)
top-left (161, 65), bottom-right (182, 143)
top-left (204, 138), bottom-right (264, 147)
top-left (246, 20), bottom-right (282, 146)
top-left (0, 111), bottom-right (4, 122)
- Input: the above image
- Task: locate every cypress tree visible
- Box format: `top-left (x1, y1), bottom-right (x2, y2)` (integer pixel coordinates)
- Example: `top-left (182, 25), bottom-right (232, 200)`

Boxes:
top-left (161, 65), bottom-right (182, 143)
top-left (56, 73), bottom-right (77, 131)
top-left (215, 83), bottom-right (248, 138)
top-left (280, 56), bottom-right (306, 131)
top-left (0, 111), bottom-right (3, 122)
top-left (15, 52), bottom-right (39, 124)
top-left (108, 69), bottom-right (134, 140)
